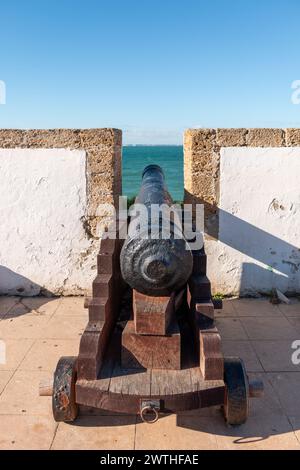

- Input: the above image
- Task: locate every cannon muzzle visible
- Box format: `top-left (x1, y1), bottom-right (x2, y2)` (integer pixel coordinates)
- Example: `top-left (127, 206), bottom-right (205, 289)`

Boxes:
top-left (120, 164), bottom-right (193, 296)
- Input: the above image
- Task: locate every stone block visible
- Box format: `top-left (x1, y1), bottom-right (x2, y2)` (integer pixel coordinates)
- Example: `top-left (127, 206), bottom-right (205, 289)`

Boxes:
top-left (216, 128), bottom-right (247, 146)
top-left (184, 129), bottom-right (216, 152)
top-left (246, 128), bottom-right (284, 147)
top-left (285, 128), bottom-right (300, 146)
top-left (121, 320), bottom-right (181, 370)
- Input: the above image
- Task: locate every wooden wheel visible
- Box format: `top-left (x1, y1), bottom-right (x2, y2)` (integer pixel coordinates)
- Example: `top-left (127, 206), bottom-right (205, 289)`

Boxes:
top-left (52, 356), bottom-right (78, 422)
top-left (223, 357), bottom-right (249, 425)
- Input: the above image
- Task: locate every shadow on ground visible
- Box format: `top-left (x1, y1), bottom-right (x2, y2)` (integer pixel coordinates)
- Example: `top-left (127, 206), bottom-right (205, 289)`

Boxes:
top-left (0, 266), bottom-right (57, 319)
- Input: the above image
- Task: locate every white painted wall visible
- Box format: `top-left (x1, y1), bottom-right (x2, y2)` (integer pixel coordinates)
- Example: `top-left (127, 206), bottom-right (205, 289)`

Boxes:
top-left (206, 147), bottom-right (300, 295)
top-left (0, 149), bottom-right (97, 296)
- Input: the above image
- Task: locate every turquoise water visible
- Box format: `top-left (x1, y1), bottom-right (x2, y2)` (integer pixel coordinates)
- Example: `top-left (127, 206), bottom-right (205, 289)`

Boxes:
top-left (122, 145), bottom-right (184, 201)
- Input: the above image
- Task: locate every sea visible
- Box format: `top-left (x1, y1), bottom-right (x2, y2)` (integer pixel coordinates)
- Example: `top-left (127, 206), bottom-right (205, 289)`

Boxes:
top-left (122, 145), bottom-right (183, 202)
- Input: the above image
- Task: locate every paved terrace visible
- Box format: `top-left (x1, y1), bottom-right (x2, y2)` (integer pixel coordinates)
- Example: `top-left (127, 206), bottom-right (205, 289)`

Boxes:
top-left (0, 296), bottom-right (300, 450)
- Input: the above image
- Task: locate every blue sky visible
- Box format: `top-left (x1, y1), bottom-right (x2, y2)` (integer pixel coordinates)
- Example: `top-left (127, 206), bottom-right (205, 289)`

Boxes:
top-left (0, 0), bottom-right (300, 143)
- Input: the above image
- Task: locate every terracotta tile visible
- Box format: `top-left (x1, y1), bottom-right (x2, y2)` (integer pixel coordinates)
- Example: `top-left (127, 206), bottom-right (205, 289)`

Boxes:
top-left (54, 297), bottom-right (86, 316)
top-left (21, 297), bottom-right (62, 317)
top-left (215, 318), bottom-right (248, 340)
top-left (278, 299), bottom-right (300, 317)
top-left (286, 317), bottom-right (300, 335)
top-left (0, 369), bottom-right (52, 415)
top-left (287, 416), bottom-right (300, 443)
top-left (233, 299), bottom-right (282, 317)
top-left (240, 317), bottom-right (298, 340)
top-left (221, 340), bottom-right (263, 372)
top-left (0, 415), bottom-right (57, 450)
top-left (0, 297), bottom-right (19, 318)
top-left (0, 315), bottom-right (49, 339)
top-left (178, 406), bottom-right (222, 418)
top-left (214, 413), bottom-right (300, 450)
top-left (3, 302), bottom-right (31, 319)
top-left (214, 299), bottom-right (237, 317)
top-left (178, 409), bottom-right (299, 451)
top-left (266, 372), bottom-right (300, 416)
top-left (0, 296), bottom-right (299, 450)
top-left (252, 340), bottom-right (300, 372)
top-left (0, 339), bottom-right (34, 371)
top-left (41, 315), bottom-right (86, 339)
top-left (0, 370), bottom-right (14, 394)
top-left (51, 415), bottom-right (136, 450)
top-left (19, 339), bottom-right (79, 371)
top-left (136, 414), bottom-right (218, 450)
top-left (247, 372), bottom-right (282, 417)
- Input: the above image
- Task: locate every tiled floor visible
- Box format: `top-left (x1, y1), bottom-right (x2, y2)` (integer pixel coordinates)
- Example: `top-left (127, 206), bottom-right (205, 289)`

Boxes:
top-left (0, 296), bottom-right (300, 450)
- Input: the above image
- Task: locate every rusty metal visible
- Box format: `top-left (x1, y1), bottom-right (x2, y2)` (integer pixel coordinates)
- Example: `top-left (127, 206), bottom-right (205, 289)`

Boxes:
top-left (140, 399), bottom-right (160, 423)
top-left (120, 164), bottom-right (193, 296)
top-left (249, 378), bottom-right (264, 398)
top-left (223, 357), bottom-right (251, 425)
top-left (52, 356), bottom-right (78, 422)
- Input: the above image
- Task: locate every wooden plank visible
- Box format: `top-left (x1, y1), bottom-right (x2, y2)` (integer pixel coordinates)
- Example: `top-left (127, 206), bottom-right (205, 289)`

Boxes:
top-left (97, 253), bottom-right (114, 274)
top-left (192, 251), bottom-right (207, 276)
top-left (174, 288), bottom-right (185, 311)
top-left (195, 300), bottom-right (214, 321)
top-left (77, 220), bottom-right (124, 380)
top-left (133, 290), bottom-right (174, 336)
top-left (188, 275), bottom-right (211, 301)
top-left (92, 273), bottom-right (114, 297)
top-left (190, 366), bottom-right (203, 392)
top-left (77, 320), bottom-right (106, 380)
top-left (87, 297), bottom-right (110, 321)
top-left (199, 329), bottom-right (224, 380)
top-left (121, 320), bottom-right (181, 370)
top-left (109, 364), bottom-right (151, 396)
top-left (151, 368), bottom-right (191, 396)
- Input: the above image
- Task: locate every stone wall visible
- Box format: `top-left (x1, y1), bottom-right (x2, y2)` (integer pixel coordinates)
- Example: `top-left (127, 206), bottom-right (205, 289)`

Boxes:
top-left (184, 129), bottom-right (300, 296)
top-left (0, 129), bottom-right (122, 296)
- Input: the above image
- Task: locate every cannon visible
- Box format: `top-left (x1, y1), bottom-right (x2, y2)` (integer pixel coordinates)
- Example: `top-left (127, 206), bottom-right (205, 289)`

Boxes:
top-left (42, 164), bottom-right (263, 426)
top-left (120, 164), bottom-right (193, 296)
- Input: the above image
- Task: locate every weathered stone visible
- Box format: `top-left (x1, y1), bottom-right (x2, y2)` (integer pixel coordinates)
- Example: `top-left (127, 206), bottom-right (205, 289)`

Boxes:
top-left (0, 128), bottom-right (122, 219)
top-left (184, 150), bottom-right (193, 192)
top-left (0, 127), bottom-right (122, 295)
top-left (246, 128), bottom-right (284, 147)
top-left (216, 128), bottom-right (247, 147)
top-left (190, 172), bottom-right (216, 205)
top-left (285, 128), bottom-right (300, 146)
top-left (0, 130), bottom-right (26, 147)
top-left (184, 129), bottom-right (215, 152)
top-left (87, 192), bottom-right (115, 218)
top-left (79, 128), bottom-right (122, 147)
top-left (87, 149), bottom-right (120, 175)
top-left (190, 150), bottom-right (215, 173)
top-left (24, 129), bottom-right (81, 148)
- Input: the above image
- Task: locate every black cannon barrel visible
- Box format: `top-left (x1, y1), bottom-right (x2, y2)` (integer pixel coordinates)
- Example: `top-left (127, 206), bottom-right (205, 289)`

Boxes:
top-left (120, 164), bottom-right (193, 296)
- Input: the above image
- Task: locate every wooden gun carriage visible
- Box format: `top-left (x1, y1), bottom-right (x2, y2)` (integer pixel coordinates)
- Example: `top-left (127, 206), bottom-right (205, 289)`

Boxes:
top-left (42, 165), bottom-right (263, 425)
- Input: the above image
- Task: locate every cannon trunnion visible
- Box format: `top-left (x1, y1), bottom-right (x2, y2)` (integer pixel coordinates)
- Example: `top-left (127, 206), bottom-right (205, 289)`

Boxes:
top-left (44, 165), bottom-right (263, 426)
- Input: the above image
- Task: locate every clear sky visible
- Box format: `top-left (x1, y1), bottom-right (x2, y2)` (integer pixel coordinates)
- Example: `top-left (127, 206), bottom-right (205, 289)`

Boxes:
top-left (0, 0), bottom-right (300, 144)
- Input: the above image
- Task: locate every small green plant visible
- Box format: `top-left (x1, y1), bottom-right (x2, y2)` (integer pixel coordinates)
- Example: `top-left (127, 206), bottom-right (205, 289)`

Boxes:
top-left (212, 292), bottom-right (225, 300)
